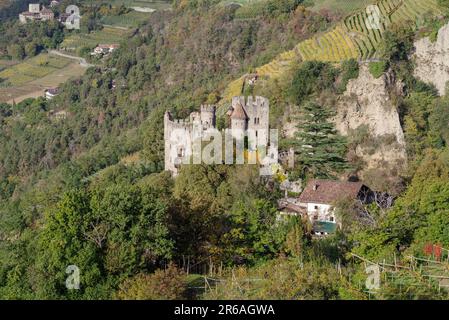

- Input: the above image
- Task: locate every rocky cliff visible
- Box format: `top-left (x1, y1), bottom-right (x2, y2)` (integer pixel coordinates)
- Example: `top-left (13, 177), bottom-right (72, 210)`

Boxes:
top-left (281, 63), bottom-right (407, 191)
top-left (334, 63), bottom-right (407, 189)
top-left (414, 22), bottom-right (449, 96)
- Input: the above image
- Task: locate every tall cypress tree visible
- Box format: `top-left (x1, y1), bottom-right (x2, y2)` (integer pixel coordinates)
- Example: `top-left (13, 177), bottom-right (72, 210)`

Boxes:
top-left (293, 102), bottom-right (347, 178)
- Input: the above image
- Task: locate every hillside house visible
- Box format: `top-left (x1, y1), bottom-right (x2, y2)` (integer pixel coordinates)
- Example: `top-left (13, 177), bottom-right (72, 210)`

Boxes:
top-left (19, 4), bottom-right (54, 23)
top-left (298, 179), bottom-right (373, 235)
top-left (91, 44), bottom-right (119, 56)
top-left (45, 87), bottom-right (59, 100)
top-left (277, 198), bottom-right (304, 220)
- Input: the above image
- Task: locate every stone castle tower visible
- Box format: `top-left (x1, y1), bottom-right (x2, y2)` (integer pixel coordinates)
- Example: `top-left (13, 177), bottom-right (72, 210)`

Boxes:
top-left (164, 96), bottom-right (270, 176)
top-left (29, 3), bottom-right (41, 13)
top-left (164, 105), bottom-right (216, 176)
top-left (227, 96), bottom-right (270, 147)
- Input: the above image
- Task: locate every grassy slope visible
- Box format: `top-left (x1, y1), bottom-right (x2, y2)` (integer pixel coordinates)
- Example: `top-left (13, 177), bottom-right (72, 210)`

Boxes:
top-left (221, 0), bottom-right (445, 103)
top-left (0, 54), bottom-right (86, 103)
top-left (61, 26), bottom-right (130, 50)
top-left (80, 0), bottom-right (171, 10)
top-left (309, 0), bottom-right (376, 14)
top-left (100, 10), bottom-right (153, 28)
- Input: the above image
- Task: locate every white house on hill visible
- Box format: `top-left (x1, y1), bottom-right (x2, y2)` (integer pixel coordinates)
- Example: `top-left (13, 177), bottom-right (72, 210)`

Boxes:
top-left (298, 179), bottom-right (373, 235)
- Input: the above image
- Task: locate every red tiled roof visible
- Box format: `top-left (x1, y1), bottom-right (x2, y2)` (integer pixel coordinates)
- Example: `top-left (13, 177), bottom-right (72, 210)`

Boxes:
top-left (278, 202), bottom-right (305, 214)
top-left (230, 102), bottom-right (248, 120)
top-left (298, 179), bottom-right (364, 204)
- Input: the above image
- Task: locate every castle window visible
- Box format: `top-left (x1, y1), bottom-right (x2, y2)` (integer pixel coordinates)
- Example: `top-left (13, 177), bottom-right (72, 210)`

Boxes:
top-left (254, 118), bottom-right (257, 124)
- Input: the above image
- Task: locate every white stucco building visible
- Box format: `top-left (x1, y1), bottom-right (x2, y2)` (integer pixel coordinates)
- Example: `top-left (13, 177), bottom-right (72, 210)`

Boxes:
top-left (298, 179), bottom-right (372, 235)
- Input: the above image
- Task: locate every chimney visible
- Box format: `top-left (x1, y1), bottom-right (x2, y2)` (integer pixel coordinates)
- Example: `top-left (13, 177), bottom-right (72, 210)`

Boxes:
top-left (313, 183), bottom-right (318, 191)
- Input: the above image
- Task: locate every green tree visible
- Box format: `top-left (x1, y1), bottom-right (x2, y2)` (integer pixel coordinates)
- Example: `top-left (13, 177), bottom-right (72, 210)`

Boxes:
top-left (7, 44), bottom-right (24, 60)
top-left (293, 102), bottom-right (347, 178)
top-left (24, 42), bottom-right (37, 57)
top-left (289, 61), bottom-right (337, 106)
top-left (35, 183), bottom-right (174, 299)
top-left (221, 199), bottom-right (281, 264)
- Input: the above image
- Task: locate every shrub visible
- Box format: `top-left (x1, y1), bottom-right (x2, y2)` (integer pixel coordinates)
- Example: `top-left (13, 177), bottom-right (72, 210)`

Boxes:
top-left (368, 61), bottom-right (388, 78)
top-left (337, 58), bottom-right (359, 93)
top-left (289, 61), bottom-right (338, 105)
top-left (115, 264), bottom-right (188, 300)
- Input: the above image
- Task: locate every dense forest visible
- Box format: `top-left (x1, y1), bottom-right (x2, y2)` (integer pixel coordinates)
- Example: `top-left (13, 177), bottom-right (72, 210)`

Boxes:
top-left (1, 0), bottom-right (449, 299)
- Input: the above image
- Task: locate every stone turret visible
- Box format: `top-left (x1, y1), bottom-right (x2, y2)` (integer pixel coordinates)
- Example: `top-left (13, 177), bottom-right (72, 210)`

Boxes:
top-left (229, 100), bottom-right (248, 139)
top-left (200, 105), bottom-right (216, 130)
top-left (228, 96), bottom-right (270, 145)
top-left (29, 3), bottom-right (40, 13)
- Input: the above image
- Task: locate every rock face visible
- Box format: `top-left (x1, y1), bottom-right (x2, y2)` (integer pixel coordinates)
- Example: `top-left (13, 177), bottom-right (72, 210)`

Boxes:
top-left (281, 63), bottom-right (407, 190)
top-left (414, 22), bottom-right (449, 96)
top-left (335, 64), bottom-right (405, 142)
top-left (334, 63), bottom-right (407, 177)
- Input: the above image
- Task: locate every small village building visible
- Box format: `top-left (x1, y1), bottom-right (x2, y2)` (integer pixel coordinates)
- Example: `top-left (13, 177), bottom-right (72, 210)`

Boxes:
top-left (19, 4), bottom-right (54, 23)
top-left (277, 199), bottom-right (304, 221)
top-left (298, 179), bottom-right (373, 236)
top-left (40, 8), bottom-right (54, 20)
top-left (45, 87), bottom-right (59, 100)
top-left (91, 44), bottom-right (119, 56)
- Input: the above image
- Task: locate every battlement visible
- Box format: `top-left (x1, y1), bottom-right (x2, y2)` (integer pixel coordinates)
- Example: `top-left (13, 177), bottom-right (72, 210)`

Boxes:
top-left (231, 96), bottom-right (269, 110)
top-left (165, 96), bottom-right (270, 176)
top-left (164, 111), bottom-right (193, 130)
top-left (200, 105), bottom-right (216, 113)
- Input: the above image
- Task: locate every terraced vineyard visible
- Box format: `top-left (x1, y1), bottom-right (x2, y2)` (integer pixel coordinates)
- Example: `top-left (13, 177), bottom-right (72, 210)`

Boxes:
top-left (300, 0), bottom-right (443, 61)
top-left (342, 0), bottom-right (444, 59)
top-left (101, 10), bottom-right (152, 28)
top-left (222, 0), bottom-right (445, 101)
top-left (60, 27), bottom-right (129, 51)
top-left (0, 54), bottom-right (72, 86)
top-left (0, 53), bottom-right (87, 103)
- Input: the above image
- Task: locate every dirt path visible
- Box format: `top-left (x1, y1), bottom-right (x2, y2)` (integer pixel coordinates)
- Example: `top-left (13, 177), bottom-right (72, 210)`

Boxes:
top-left (48, 50), bottom-right (95, 68)
top-left (102, 24), bottom-right (130, 31)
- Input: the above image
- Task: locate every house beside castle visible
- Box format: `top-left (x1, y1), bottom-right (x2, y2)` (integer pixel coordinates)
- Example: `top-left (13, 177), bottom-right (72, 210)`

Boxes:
top-left (278, 179), bottom-right (376, 236)
top-left (164, 96), bottom-right (273, 176)
top-left (19, 4), bottom-right (54, 23)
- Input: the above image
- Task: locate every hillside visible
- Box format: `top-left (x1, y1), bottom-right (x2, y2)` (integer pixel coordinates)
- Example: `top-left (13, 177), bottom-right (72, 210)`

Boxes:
top-left (0, 0), bottom-right (449, 301)
top-left (222, 0), bottom-right (444, 101)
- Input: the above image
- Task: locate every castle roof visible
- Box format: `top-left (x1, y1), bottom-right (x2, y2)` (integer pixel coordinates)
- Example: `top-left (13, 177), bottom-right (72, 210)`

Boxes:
top-left (229, 102), bottom-right (248, 120)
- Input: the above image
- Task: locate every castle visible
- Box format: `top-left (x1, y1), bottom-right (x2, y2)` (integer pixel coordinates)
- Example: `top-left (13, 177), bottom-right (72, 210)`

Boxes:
top-left (164, 96), bottom-right (271, 176)
top-left (19, 4), bottom-right (54, 23)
